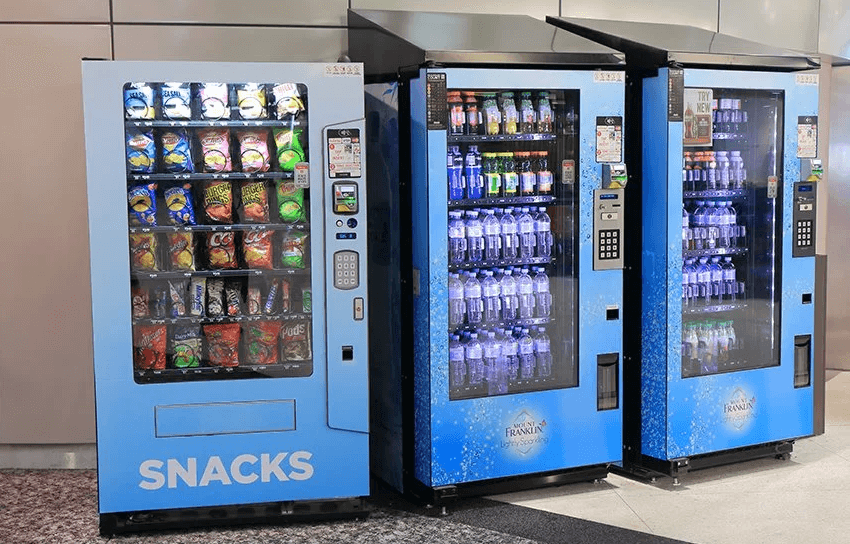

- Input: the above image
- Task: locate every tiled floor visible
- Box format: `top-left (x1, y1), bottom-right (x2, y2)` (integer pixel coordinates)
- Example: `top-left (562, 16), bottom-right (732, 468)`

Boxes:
top-left (492, 370), bottom-right (850, 544)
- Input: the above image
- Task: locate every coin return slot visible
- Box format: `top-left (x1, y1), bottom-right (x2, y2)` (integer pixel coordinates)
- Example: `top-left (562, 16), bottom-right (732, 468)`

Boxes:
top-left (606, 307), bottom-right (620, 321)
top-left (342, 346), bottom-right (354, 361)
top-left (802, 293), bottom-right (812, 304)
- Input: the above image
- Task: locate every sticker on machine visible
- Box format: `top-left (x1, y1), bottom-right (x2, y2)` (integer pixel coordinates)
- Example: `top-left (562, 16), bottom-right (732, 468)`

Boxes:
top-left (683, 88), bottom-right (713, 147)
top-left (797, 116), bottom-right (818, 159)
top-left (327, 128), bottom-right (362, 178)
top-left (722, 387), bottom-right (758, 432)
top-left (324, 64), bottom-right (362, 77)
top-left (595, 116), bottom-right (623, 163)
top-left (500, 409), bottom-right (550, 459)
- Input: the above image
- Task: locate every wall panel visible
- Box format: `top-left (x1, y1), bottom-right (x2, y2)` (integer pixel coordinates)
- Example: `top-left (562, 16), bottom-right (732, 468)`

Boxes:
top-left (720, 0), bottom-right (819, 52)
top-left (0, 0), bottom-right (109, 23)
top-left (559, 0), bottom-right (717, 31)
top-left (113, 0), bottom-right (348, 26)
top-left (351, 0), bottom-right (560, 20)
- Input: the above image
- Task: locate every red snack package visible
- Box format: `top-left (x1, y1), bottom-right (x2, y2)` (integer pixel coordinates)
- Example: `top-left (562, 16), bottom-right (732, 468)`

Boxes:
top-left (168, 231), bottom-right (195, 271)
top-left (133, 325), bottom-right (166, 370)
top-left (207, 231), bottom-right (238, 269)
top-left (243, 230), bottom-right (273, 269)
top-left (239, 181), bottom-right (270, 223)
top-left (129, 233), bottom-right (159, 271)
top-left (204, 323), bottom-right (241, 367)
top-left (244, 321), bottom-right (282, 365)
top-left (281, 319), bottom-right (312, 362)
top-left (131, 286), bottom-right (149, 318)
top-left (203, 180), bottom-right (233, 224)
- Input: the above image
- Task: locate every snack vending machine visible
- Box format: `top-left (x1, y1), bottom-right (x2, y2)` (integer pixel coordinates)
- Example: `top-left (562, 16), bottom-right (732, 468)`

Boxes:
top-left (548, 17), bottom-right (821, 478)
top-left (350, 10), bottom-right (627, 501)
top-left (82, 61), bottom-right (369, 533)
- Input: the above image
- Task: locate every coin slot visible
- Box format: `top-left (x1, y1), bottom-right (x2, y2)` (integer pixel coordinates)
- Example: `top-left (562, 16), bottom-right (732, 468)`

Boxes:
top-left (342, 345), bottom-right (354, 361)
top-left (802, 293), bottom-right (812, 304)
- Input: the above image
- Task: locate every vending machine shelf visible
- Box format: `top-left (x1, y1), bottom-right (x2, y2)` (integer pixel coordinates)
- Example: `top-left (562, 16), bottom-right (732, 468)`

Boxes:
top-left (133, 312), bottom-right (311, 326)
top-left (683, 301), bottom-right (748, 315)
top-left (126, 118), bottom-right (307, 129)
top-left (684, 189), bottom-right (748, 199)
top-left (448, 195), bottom-right (557, 208)
top-left (449, 256), bottom-right (552, 272)
top-left (129, 223), bottom-right (308, 234)
top-left (134, 363), bottom-right (312, 383)
top-left (131, 268), bottom-right (310, 280)
top-left (448, 133), bottom-right (558, 143)
top-left (684, 247), bottom-right (748, 258)
top-left (128, 171), bottom-right (296, 182)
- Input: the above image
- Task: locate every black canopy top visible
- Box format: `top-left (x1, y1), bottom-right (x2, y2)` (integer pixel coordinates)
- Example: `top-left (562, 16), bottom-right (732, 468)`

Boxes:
top-left (546, 17), bottom-right (820, 71)
top-left (348, 9), bottom-right (625, 77)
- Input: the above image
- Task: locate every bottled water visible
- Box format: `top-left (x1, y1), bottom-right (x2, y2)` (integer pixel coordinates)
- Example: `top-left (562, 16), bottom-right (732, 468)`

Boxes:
top-left (502, 329), bottom-right (520, 382)
top-left (500, 207), bottom-right (519, 259)
top-left (715, 202), bottom-right (730, 248)
top-left (463, 271), bottom-right (483, 325)
top-left (517, 207), bottom-right (536, 258)
top-left (532, 267), bottom-right (552, 318)
top-left (682, 261), bottom-right (690, 307)
top-left (465, 211), bottom-right (484, 263)
top-left (517, 268), bottom-right (536, 319)
top-left (693, 201), bottom-right (707, 250)
top-left (697, 322), bottom-right (711, 373)
top-left (534, 327), bottom-right (552, 377)
top-left (721, 257), bottom-right (736, 302)
top-left (685, 258), bottom-right (698, 308)
top-left (484, 331), bottom-right (507, 395)
top-left (716, 151), bottom-right (730, 190)
top-left (726, 201), bottom-right (738, 248)
top-left (448, 146), bottom-right (464, 200)
top-left (709, 257), bottom-right (723, 303)
top-left (683, 323), bottom-right (699, 374)
top-left (481, 271), bottom-right (501, 324)
top-left (682, 205), bottom-right (692, 251)
top-left (705, 201), bottom-right (718, 250)
top-left (482, 209), bottom-right (501, 261)
top-left (465, 332), bottom-right (484, 385)
top-left (448, 272), bottom-right (465, 328)
top-left (518, 328), bottom-right (535, 379)
top-left (449, 334), bottom-right (466, 388)
top-left (535, 207), bottom-right (553, 257)
top-left (716, 323), bottom-right (730, 368)
top-left (448, 211), bottom-right (466, 265)
top-left (499, 269), bottom-right (519, 321)
top-left (696, 257), bottom-right (711, 306)
top-left (465, 145), bottom-right (483, 200)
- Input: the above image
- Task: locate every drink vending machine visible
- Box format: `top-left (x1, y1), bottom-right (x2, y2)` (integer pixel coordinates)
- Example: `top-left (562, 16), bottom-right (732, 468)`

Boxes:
top-left (82, 61), bottom-right (369, 534)
top-left (547, 17), bottom-right (822, 480)
top-left (350, 10), bottom-right (628, 502)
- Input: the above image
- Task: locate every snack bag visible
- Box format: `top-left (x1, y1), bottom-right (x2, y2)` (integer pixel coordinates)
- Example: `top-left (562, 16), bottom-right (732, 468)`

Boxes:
top-left (235, 83), bottom-right (267, 120)
top-left (239, 181), bottom-right (269, 223)
top-left (129, 233), bottom-right (159, 271)
top-left (302, 288), bottom-right (312, 314)
top-left (281, 231), bottom-right (308, 269)
top-left (270, 83), bottom-right (305, 120)
top-left (202, 180), bottom-right (233, 223)
top-left (198, 128), bottom-right (232, 173)
top-left (238, 131), bottom-right (270, 173)
top-left (160, 129), bottom-right (194, 173)
top-left (225, 281), bottom-right (242, 316)
top-left (133, 325), bottom-right (167, 370)
top-left (281, 320), bottom-right (312, 363)
top-left (275, 180), bottom-right (305, 223)
top-left (198, 83), bottom-right (229, 120)
top-left (164, 184), bottom-right (196, 226)
top-left (189, 277), bottom-right (206, 317)
top-left (128, 184), bottom-right (157, 226)
top-left (126, 128), bottom-right (155, 174)
top-left (124, 82), bottom-right (155, 119)
top-left (168, 231), bottom-right (195, 271)
top-left (244, 321), bottom-right (282, 365)
top-left (131, 286), bottom-right (149, 318)
top-left (171, 325), bottom-right (201, 368)
top-left (160, 82), bottom-right (192, 120)
top-left (169, 279), bottom-right (188, 317)
top-left (246, 285), bottom-right (262, 315)
top-left (207, 231), bottom-right (237, 269)
top-left (243, 230), bottom-right (273, 269)
top-left (204, 323), bottom-right (241, 367)
top-left (207, 279), bottom-right (225, 317)
top-left (272, 128), bottom-right (306, 171)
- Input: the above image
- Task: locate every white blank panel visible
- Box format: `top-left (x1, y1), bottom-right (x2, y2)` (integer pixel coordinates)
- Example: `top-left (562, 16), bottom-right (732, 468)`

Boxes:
top-left (819, 0), bottom-right (850, 58)
top-left (113, 0), bottom-right (348, 26)
top-left (0, 0), bottom-right (109, 23)
top-left (114, 25), bottom-right (346, 63)
top-left (351, 0), bottom-right (560, 20)
top-left (720, 0), bottom-right (819, 53)
top-left (559, 0), bottom-right (718, 31)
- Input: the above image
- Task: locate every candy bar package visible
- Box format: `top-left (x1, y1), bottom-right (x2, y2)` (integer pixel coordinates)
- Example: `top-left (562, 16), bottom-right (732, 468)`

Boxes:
top-left (160, 129), bottom-right (194, 173)
top-left (202, 180), bottom-right (233, 224)
top-left (189, 276), bottom-right (206, 317)
top-left (243, 230), bottom-right (273, 270)
top-left (225, 281), bottom-right (242, 316)
top-left (273, 128), bottom-right (306, 171)
top-left (207, 279), bottom-right (225, 317)
top-left (204, 323), bottom-right (241, 367)
top-left (237, 131), bottom-right (270, 173)
top-left (246, 285), bottom-right (262, 315)
top-left (206, 231), bottom-right (238, 269)
top-left (168, 232), bottom-right (195, 271)
top-left (244, 321), bottom-right (281, 365)
top-left (280, 278), bottom-right (291, 314)
top-left (275, 181), bottom-right (305, 223)
top-left (281, 319), bottom-right (312, 363)
top-left (160, 82), bottom-right (192, 120)
top-left (171, 325), bottom-right (201, 369)
top-left (126, 128), bottom-right (155, 174)
top-left (151, 285), bottom-right (168, 318)
top-left (133, 325), bottom-right (167, 370)
top-left (124, 82), bottom-right (155, 119)
top-left (129, 233), bottom-right (159, 271)
top-left (270, 83), bottom-right (305, 120)
top-left (264, 279), bottom-right (279, 315)
top-left (131, 285), bottom-right (149, 318)
top-left (198, 83), bottom-right (230, 120)
top-left (128, 184), bottom-right (157, 226)
top-left (198, 128), bottom-right (232, 173)
top-left (281, 231), bottom-right (308, 269)
top-left (169, 279), bottom-right (188, 317)
top-left (301, 287), bottom-right (312, 314)
top-left (234, 83), bottom-right (267, 120)
top-left (164, 184), bottom-right (196, 226)
top-left (239, 181), bottom-right (270, 223)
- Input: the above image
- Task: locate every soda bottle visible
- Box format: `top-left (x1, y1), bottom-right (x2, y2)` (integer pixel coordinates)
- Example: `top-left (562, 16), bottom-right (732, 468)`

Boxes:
top-left (448, 272), bottom-right (466, 328)
top-left (517, 207), bottom-right (536, 259)
top-left (500, 207), bottom-right (518, 259)
top-left (536, 152), bottom-right (553, 195)
top-left (449, 334), bottom-right (466, 388)
top-left (517, 268), bottom-right (536, 319)
top-left (683, 152), bottom-right (693, 192)
top-left (535, 207), bottom-right (553, 257)
top-left (463, 91), bottom-right (480, 135)
top-left (502, 152), bottom-right (519, 197)
top-left (483, 152), bottom-right (500, 198)
top-left (484, 331), bottom-right (507, 395)
top-left (500, 92), bottom-right (518, 134)
top-left (448, 146), bottom-right (464, 200)
top-left (535, 326), bottom-right (552, 377)
top-left (482, 93), bottom-right (501, 135)
top-left (502, 328), bottom-right (520, 382)
top-left (465, 146), bottom-right (482, 200)
top-left (520, 91), bottom-right (535, 133)
top-left (536, 91), bottom-right (553, 133)
top-left (448, 91), bottom-right (465, 135)
top-left (448, 211), bottom-right (467, 264)
top-left (518, 328), bottom-right (536, 379)
top-left (721, 257), bottom-right (736, 302)
top-left (482, 209), bottom-right (501, 261)
top-left (517, 152), bottom-right (536, 195)
top-left (532, 266), bottom-right (552, 318)
top-left (709, 257), bottom-right (723, 303)
top-left (466, 211), bottom-right (484, 263)
top-left (463, 271), bottom-right (483, 325)
top-left (499, 269), bottom-right (519, 321)
top-left (481, 270), bottom-right (501, 324)
top-left (466, 332), bottom-right (484, 385)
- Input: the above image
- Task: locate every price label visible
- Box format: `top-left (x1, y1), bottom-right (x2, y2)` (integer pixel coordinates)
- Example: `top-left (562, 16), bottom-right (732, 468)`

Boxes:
top-left (294, 162), bottom-right (310, 188)
top-left (795, 74), bottom-right (819, 86)
top-left (593, 71), bottom-right (625, 83)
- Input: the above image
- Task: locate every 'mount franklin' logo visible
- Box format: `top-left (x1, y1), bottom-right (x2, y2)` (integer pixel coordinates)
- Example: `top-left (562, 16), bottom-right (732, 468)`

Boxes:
top-left (501, 410), bottom-right (549, 456)
top-left (723, 388), bottom-right (757, 430)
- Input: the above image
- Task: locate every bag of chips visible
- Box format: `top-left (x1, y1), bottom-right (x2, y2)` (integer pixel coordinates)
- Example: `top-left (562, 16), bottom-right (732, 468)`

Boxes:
top-left (239, 181), bottom-right (269, 223)
top-left (129, 233), bottom-right (159, 271)
top-left (164, 184), bottom-right (196, 226)
top-left (171, 325), bottom-right (201, 368)
top-left (281, 320), bottom-right (312, 363)
top-left (128, 184), bottom-right (157, 226)
top-left (161, 82), bottom-right (192, 120)
top-left (273, 128), bottom-right (306, 171)
top-left (207, 279), bottom-right (225, 317)
top-left (235, 83), bottom-right (267, 120)
top-left (204, 323), bottom-right (241, 367)
top-left (160, 129), bottom-right (194, 173)
top-left (281, 231), bottom-right (308, 269)
top-left (202, 180), bottom-right (233, 224)
top-left (189, 276), bottom-right (206, 317)
top-left (225, 281), bottom-right (242, 316)
top-left (270, 83), bottom-right (305, 120)
top-left (243, 229), bottom-right (273, 269)
top-left (198, 83), bottom-right (229, 120)
top-left (131, 286), bottom-right (149, 318)
top-left (244, 321), bottom-right (282, 365)
top-left (124, 82), bottom-right (155, 119)
top-left (168, 231), bottom-right (195, 271)
top-left (275, 181), bottom-right (305, 223)
top-left (207, 231), bottom-right (237, 269)
top-left (126, 128), bottom-right (155, 174)
top-left (133, 325), bottom-right (167, 370)
top-left (238, 131), bottom-right (270, 173)
top-left (169, 279), bottom-right (188, 317)
top-left (198, 128), bottom-right (232, 173)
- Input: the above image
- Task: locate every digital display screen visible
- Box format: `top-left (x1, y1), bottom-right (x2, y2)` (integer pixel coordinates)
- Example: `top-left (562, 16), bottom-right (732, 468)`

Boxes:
top-left (600, 193), bottom-right (619, 200)
top-left (336, 232), bottom-right (357, 240)
top-left (798, 185), bottom-right (813, 192)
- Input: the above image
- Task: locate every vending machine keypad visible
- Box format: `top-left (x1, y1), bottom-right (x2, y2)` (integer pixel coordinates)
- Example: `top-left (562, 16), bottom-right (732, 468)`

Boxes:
top-left (593, 189), bottom-right (625, 270)
top-left (334, 250), bottom-right (360, 290)
top-left (598, 230), bottom-right (620, 260)
top-left (796, 220), bottom-right (813, 248)
top-left (792, 182), bottom-right (817, 257)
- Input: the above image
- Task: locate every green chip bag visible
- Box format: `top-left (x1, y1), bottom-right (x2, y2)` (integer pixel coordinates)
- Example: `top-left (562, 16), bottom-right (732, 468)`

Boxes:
top-left (276, 180), bottom-right (305, 223)
top-left (281, 231), bottom-right (309, 269)
top-left (273, 128), bottom-right (306, 171)
top-left (171, 326), bottom-right (201, 368)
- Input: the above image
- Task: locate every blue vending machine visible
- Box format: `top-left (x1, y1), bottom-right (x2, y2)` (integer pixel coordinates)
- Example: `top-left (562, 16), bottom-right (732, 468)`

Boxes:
top-left (349, 10), bottom-right (628, 502)
top-left (82, 61), bottom-right (369, 533)
top-left (548, 17), bottom-right (822, 479)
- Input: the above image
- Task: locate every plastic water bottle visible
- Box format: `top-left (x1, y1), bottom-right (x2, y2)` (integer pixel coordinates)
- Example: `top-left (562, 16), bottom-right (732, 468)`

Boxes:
top-left (518, 328), bottom-right (535, 379)
top-left (532, 267), bottom-right (552, 318)
top-left (465, 211), bottom-right (484, 263)
top-left (502, 330), bottom-right (520, 382)
top-left (726, 201), bottom-right (738, 248)
top-left (705, 321), bottom-right (718, 373)
top-left (716, 322), bottom-right (730, 368)
top-left (448, 146), bottom-right (464, 200)
top-left (500, 207), bottom-right (518, 259)
top-left (448, 211), bottom-right (466, 265)
top-left (684, 258), bottom-right (698, 308)
top-left (535, 207), bottom-right (553, 258)
top-left (517, 207), bottom-right (536, 259)
top-left (448, 272), bottom-right (465, 328)
top-left (483, 209), bottom-right (501, 261)
top-left (500, 269), bottom-right (518, 321)
top-left (696, 322), bottom-right (710, 373)
top-left (449, 334), bottom-right (466, 388)
top-left (517, 268), bottom-right (536, 319)
top-left (484, 331), bottom-right (507, 395)
top-left (465, 146), bottom-right (483, 200)
top-left (705, 201), bottom-right (718, 250)
top-left (481, 271), bottom-right (501, 324)
top-left (684, 323), bottom-right (699, 374)
top-left (721, 257), bottom-right (736, 302)
top-left (716, 151), bottom-right (730, 190)
top-left (465, 333), bottom-right (484, 385)
top-left (693, 201), bottom-right (706, 250)
top-left (463, 271), bottom-right (483, 325)
top-left (534, 327), bottom-right (552, 377)
top-left (696, 257), bottom-right (711, 306)
top-left (682, 205), bottom-right (692, 251)
top-left (727, 320), bottom-right (739, 362)
top-left (709, 257), bottom-right (723, 303)
top-left (682, 261), bottom-right (691, 307)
